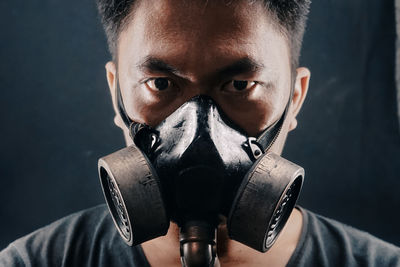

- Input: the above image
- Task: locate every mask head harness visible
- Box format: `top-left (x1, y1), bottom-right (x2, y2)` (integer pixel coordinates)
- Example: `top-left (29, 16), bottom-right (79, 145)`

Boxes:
top-left (98, 80), bottom-right (304, 267)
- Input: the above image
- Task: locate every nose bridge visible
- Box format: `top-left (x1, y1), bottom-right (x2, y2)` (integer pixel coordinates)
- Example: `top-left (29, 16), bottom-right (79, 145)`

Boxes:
top-left (156, 95), bottom-right (249, 165)
top-left (154, 96), bottom-right (218, 162)
top-left (179, 96), bottom-right (222, 162)
top-left (185, 95), bottom-right (244, 142)
top-left (180, 73), bottom-right (216, 100)
top-left (191, 96), bottom-right (214, 135)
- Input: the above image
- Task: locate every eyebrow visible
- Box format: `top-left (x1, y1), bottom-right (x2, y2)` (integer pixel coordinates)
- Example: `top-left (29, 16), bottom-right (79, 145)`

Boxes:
top-left (136, 56), bottom-right (264, 79)
top-left (137, 56), bottom-right (182, 76)
top-left (216, 57), bottom-right (264, 79)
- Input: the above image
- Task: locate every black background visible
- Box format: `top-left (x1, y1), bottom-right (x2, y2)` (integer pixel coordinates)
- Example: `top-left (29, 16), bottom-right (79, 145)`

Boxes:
top-left (1, 0), bottom-right (399, 249)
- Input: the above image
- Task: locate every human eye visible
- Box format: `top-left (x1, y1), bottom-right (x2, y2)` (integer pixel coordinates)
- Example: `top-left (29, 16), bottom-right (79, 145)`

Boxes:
top-left (222, 80), bottom-right (258, 93)
top-left (144, 77), bottom-right (174, 91)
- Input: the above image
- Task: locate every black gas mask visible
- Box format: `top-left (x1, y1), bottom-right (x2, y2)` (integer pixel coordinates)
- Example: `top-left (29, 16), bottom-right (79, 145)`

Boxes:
top-left (98, 84), bottom-right (304, 267)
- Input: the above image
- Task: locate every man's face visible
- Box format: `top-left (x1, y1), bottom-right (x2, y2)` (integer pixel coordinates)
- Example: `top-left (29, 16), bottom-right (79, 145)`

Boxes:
top-left (106, 0), bottom-right (309, 152)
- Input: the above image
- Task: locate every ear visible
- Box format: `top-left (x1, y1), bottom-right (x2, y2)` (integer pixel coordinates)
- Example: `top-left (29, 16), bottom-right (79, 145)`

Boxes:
top-left (105, 61), bottom-right (125, 129)
top-left (288, 67), bottom-right (310, 131)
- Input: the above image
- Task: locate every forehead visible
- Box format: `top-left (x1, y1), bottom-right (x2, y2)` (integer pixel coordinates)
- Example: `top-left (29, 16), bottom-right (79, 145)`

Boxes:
top-left (117, 0), bottom-right (289, 78)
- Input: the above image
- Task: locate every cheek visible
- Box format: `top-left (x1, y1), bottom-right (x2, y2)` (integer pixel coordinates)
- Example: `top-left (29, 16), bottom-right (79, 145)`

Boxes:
top-left (121, 82), bottom-right (186, 127)
top-left (217, 88), bottom-right (280, 137)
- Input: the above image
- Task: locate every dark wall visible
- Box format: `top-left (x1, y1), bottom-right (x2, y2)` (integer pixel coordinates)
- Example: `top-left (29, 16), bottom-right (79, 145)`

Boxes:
top-left (0, 0), bottom-right (124, 249)
top-left (285, 0), bottom-right (400, 245)
top-left (1, 0), bottom-right (399, 250)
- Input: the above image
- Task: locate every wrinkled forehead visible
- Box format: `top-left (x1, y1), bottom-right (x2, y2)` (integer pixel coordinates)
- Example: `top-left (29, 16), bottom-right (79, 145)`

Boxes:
top-left (132, 0), bottom-right (267, 37)
top-left (117, 0), bottom-right (290, 79)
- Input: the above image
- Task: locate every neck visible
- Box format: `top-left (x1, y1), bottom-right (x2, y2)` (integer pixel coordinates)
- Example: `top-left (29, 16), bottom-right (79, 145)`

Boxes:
top-left (141, 208), bottom-right (303, 267)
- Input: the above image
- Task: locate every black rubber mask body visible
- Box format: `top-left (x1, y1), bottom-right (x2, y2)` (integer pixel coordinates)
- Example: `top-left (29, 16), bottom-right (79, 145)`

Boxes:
top-left (134, 96), bottom-right (255, 225)
top-left (99, 92), bottom-right (304, 267)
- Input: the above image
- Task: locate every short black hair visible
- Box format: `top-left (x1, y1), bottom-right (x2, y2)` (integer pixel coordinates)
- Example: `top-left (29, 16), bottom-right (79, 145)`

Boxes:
top-left (96, 0), bottom-right (311, 69)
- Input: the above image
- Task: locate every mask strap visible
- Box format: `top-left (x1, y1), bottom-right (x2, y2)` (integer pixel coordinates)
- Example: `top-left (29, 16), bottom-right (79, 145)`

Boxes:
top-left (116, 80), bottom-right (134, 128)
top-left (116, 81), bottom-right (156, 149)
top-left (256, 77), bottom-right (296, 152)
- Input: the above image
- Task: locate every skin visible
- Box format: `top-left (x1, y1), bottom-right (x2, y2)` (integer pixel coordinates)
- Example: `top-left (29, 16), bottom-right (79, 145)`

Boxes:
top-left (105, 0), bottom-right (310, 266)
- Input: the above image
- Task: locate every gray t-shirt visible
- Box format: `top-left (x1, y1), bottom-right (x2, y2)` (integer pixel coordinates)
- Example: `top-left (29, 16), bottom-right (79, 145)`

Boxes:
top-left (1, 204), bottom-right (399, 266)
